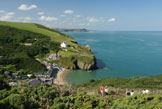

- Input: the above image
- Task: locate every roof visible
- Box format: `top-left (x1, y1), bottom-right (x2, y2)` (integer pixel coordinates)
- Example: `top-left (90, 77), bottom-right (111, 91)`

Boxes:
top-left (28, 79), bottom-right (41, 86)
top-left (34, 68), bottom-right (58, 76)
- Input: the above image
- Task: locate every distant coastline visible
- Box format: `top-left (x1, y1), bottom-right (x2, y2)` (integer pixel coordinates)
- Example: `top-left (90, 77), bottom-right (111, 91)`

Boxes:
top-left (55, 28), bottom-right (95, 32)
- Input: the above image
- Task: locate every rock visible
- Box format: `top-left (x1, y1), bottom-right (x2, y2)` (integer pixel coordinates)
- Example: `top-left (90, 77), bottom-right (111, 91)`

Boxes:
top-left (77, 56), bottom-right (97, 70)
top-left (85, 45), bottom-right (91, 51)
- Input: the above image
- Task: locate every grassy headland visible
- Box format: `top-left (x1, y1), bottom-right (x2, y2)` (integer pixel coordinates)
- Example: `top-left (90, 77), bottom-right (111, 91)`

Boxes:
top-left (0, 21), bottom-right (96, 74)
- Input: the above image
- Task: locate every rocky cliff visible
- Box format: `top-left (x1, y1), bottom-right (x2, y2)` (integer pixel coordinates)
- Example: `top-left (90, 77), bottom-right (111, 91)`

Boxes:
top-left (57, 54), bottom-right (97, 70)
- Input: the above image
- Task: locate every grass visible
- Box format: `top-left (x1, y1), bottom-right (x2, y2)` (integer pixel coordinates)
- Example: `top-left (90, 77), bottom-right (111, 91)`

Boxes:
top-left (0, 21), bottom-right (93, 58)
top-left (0, 21), bottom-right (77, 47)
top-left (75, 75), bottom-right (162, 89)
top-left (0, 21), bottom-right (96, 71)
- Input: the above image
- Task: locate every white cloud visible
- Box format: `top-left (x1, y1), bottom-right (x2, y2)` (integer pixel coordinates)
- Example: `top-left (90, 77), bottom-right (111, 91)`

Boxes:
top-left (0, 15), bottom-right (12, 21)
top-left (60, 14), bottom-right (66, 17)
top-left (75, 15), bottom-right (80, 18)
top-left (7, 12), bottom-right (15, 16)
top-left (18, 4), bottom-right (37, 11)
top-left (18, 17), bottom-right (32, 21)
top-left (24, 17), bottom-right (32, 21)
top-left (0, 10), bottom-right (5, 14)
top-left (39, 16), bottom-right (58, 21)
top-left (0, 11), bottom-right (15, 21)
top-left (15, 17), bottom-right (32, 22)
top-left (64, 10), bottom-right (74, 14)
top-left (79, 23), bottom-right (90, 26)
top-left (88, 17), bottom-right (98, 22)
top-left (38, 12), bottom-right (44, 15)
top-left (108, 18), bottom-right (116, 22)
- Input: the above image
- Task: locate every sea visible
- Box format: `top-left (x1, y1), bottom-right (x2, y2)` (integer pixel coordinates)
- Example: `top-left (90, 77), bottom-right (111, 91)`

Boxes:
top-left (63, 31), bottom-right (162, 84)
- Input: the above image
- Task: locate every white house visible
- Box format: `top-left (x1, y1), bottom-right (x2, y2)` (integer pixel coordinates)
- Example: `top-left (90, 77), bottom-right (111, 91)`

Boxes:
top-left (9, 82), bottom-right (18, 86)
top-left (60, 42), bottom-right (68, 48)
top-left (24, 43), bottom-right (32, 46)
top-left (27, 74), bottom-right (33, 78)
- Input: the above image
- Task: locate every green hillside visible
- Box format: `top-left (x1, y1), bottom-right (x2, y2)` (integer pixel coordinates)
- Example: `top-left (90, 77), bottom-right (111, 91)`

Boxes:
top-left (0, 21), bottom-right (96, 73)
top-left (0, 21), bottom-right (76, 45)
top-left (76, 75), bottom-right (162, 89)
top-left (0, 75), bottom-right (162, 109)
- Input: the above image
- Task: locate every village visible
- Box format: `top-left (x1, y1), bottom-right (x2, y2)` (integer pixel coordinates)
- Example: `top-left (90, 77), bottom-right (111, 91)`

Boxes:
top-left (1, 42), bottom-right (69, 86)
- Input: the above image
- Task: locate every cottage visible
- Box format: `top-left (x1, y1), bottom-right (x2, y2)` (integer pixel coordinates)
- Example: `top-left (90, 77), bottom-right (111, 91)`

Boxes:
top-left (61, 42), bottom-right (68, 48)
top-left (27, 74), bottom-right (33, 78)
top-left (24, 43), bottom-right (32, 46)
top-left (9, 82), bottom-right (18, 86)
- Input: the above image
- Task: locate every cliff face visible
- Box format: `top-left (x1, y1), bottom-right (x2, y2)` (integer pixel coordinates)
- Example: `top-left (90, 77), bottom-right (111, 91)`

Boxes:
top-left (57, 53), bottom-right (97, 70)
top-left (77, 56), bottom-right (97, 70)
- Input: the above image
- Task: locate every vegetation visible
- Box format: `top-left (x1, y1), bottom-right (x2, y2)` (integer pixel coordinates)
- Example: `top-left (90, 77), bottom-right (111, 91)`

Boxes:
top-left (0, 75), bottom-right (162, 109)
top-left (0, 25), bottom-right (54, 73)
top-left (0, 21), bottom-right (96, 73)
top-left (76, 75), bottom-right (162, 89)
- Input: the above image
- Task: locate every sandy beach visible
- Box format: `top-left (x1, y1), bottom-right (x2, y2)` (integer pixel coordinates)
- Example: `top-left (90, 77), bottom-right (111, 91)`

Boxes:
top-left (54, 69), bottom-right (70, 85)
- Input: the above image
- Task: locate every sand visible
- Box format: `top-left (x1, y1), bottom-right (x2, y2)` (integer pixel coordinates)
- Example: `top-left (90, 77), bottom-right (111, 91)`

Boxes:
top-left (54, 69), bottom-right (70, 85)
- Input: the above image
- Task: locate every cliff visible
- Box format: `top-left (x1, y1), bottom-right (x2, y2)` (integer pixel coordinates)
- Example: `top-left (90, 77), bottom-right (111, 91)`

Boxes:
top-left (0, 21), bottom-right (97, 72)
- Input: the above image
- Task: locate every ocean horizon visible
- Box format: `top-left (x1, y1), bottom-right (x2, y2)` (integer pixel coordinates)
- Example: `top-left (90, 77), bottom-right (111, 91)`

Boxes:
top-left (64, 31), bottom-right (162, 84)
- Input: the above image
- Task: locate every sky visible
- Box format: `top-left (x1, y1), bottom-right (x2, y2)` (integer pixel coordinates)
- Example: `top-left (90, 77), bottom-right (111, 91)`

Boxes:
top-left (0, 0), bottom-right (162, 31)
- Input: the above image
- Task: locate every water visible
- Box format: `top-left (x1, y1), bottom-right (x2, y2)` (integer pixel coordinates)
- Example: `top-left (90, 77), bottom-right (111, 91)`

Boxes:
top-left (64, 31), bottom-right (162, 84)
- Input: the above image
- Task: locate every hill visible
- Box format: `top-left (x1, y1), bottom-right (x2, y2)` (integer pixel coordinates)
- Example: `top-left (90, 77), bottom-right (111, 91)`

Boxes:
top-left (0, 21), bottom-right (96, 73)
top-left (76, 75), bottom-right (162, 89)
top-left (0, 75), bottom-right (162, 108)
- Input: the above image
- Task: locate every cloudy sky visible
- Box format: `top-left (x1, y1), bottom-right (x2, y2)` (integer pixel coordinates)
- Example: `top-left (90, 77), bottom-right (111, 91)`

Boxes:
top-left (0, 0), bottom-right (162, 31)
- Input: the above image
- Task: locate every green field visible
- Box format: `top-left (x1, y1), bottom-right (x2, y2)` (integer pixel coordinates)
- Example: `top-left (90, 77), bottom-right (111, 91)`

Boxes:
top-left (0, 21), bottom-right (76, 46)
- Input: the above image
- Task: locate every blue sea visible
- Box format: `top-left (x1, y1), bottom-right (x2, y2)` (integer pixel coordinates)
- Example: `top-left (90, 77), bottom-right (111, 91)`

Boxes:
top-left (64, 31), bottom-right (162, 84)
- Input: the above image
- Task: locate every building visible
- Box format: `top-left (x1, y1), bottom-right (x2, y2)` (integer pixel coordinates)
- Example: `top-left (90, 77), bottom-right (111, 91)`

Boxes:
top-left (34, 68), bottom-right (58, 78)
top-left (28, 78), bottom-right (41, 86)
top-left (9, 82), bottom-right (18, 86)
top-left (27, 74), bottom-right (33, 78)
top-left (24, 43), bottom-right (32, 46)
top-left (60, 42), bottom-right (68, 48)
top-left (46, 53), bottom-right (61, 61)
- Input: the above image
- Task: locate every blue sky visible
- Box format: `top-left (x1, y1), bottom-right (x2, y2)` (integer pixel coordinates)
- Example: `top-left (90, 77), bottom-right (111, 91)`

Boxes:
top-left (0, 0), bottom-right (162, 31)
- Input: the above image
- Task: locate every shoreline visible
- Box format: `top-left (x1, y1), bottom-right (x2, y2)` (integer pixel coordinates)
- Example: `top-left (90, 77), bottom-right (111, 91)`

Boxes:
top-left (54, 69), bottom-right (70, 85)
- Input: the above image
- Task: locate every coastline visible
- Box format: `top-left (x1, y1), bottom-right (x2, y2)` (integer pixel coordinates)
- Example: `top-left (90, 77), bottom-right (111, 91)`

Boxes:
top-left (54, 69), bottom-right (70, 85)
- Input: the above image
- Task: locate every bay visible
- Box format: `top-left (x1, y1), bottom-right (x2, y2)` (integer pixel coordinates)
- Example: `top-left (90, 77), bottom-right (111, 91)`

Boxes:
top-left (64, 31), bottom-right (162, 84)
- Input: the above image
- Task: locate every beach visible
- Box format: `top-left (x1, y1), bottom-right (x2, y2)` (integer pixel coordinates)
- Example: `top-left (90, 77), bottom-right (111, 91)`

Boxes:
top-left (54, 69), bottom-right (70, 85)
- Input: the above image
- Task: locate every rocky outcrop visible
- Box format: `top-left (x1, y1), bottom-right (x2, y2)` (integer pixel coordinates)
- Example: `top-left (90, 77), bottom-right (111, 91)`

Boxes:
top-left (57, 55), bottom-right (97, 70)
top-left (77, 56), bottom-right (97, 70)
top-left (85, 45), bottom-right (91, 51)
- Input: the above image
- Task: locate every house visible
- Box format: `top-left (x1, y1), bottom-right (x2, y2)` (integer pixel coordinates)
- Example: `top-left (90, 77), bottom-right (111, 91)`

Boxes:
top-left (28, 78), bottom-right (41, 86)
top-left (39, 77), bottom-right (54, 85)
top-left (34, 68), bottom-right (58, 78)
top-left (61, 42), bottom-right (68, 48)
top-left (9, 82), bottom-right (18, 86)
top-left (24, 43), bottom-right (32, 46)
top-left (46, 53), bottom-right (61, 61)
top-left (27, 74), bottom-right (33, 78)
